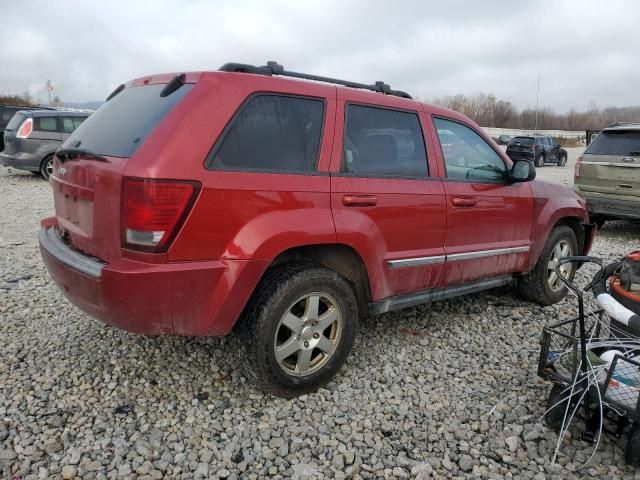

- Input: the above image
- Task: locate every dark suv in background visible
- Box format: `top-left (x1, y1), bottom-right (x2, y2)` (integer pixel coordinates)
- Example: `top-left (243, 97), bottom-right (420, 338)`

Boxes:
top-left (0, 104), bottom-right (54, 151)
top-left (506, 135), bottom-right (567, 167)
top-left (0, 110), bottom-right (89, 179)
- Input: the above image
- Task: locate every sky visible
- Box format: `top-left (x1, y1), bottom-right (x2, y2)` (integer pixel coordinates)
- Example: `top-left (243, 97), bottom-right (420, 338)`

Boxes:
top-left (1, 0), bottom-right (639, 112)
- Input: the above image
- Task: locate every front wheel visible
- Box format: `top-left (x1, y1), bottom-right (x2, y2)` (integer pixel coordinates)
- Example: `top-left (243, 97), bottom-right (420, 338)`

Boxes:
top-left (535, 154), bottom-right (544, 168)
top-left (517, 225), bottom-right (578, 305)
top-left (237, 263), bottom-right (358, 397)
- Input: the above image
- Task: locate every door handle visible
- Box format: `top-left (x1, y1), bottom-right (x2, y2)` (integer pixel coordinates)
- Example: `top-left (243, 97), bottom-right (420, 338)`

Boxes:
top-left (342, 194), bottom-right (378, 207)
top-left (452, 197), bottom-right (477, 207)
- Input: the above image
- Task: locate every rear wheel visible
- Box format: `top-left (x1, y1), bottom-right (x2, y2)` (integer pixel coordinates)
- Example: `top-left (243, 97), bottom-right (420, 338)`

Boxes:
top-left (39, 154), bottom-right (54, 180)
top-left (237, 263), bottom-right (358, 397)
top-left (559, 153), bottom-right (567, 166)
top-left (517, 225), bottom-right (578, 305)
top-left (535, 154), bottom-right (545, 168)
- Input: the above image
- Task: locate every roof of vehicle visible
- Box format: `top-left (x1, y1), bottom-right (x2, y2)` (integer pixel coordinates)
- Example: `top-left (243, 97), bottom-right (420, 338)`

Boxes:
top-left (0, 104), bottom-right (55, 110)
top-left (18, 109), bottom-right (90, 118)
top-left (603, 122), bottom-right (640, 132)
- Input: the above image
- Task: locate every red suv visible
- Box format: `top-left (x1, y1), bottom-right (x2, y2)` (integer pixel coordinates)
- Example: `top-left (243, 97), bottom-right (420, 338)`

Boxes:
top-left (39, 62), bottom-right (595, 397)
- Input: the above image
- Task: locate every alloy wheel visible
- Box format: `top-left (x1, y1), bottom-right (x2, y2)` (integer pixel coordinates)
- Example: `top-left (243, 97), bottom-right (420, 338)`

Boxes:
top-left (547, 239), bottom-right (574, 291)
top-left (274, 293), bottom-right (342, 377)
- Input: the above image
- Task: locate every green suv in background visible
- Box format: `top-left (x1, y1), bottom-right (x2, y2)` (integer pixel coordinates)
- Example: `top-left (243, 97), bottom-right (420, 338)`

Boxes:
top-left (574, 123), bottom-right (640, 228)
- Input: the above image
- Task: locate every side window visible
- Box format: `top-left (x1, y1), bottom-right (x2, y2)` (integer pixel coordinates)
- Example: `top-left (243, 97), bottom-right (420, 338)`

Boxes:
top-left (72, 117), bottom-right (86, 129)
top-left (207, 95), bottom-right (324, 172)
top-left (434, 118), bottom-right (506, 182)
top-left (342, 104), bottom-right (428, 177)
top-left (61, 117), bottom-right (75, 133)
top-left (36, 117), bottom-right (58, 132)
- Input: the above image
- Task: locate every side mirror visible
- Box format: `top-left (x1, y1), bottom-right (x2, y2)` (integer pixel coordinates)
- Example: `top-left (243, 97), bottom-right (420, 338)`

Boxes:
top-left (510, 159), bottom-right (536, 182)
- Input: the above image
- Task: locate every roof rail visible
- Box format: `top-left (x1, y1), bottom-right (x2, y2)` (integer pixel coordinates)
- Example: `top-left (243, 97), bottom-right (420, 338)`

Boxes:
top-left (218, 61), bottom-right (413, 99)
top-left (607, 121), bottom-right (639, 128)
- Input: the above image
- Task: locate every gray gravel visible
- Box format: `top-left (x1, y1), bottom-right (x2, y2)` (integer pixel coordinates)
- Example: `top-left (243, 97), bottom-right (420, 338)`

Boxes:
top-left (1, 155), bottom-right (639, 479)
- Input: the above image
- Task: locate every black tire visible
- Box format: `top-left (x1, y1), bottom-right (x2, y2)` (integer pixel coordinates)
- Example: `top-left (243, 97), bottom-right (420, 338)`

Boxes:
top-left (517, 225), bottom-right (578, 305)
top-left (544, 383), bottom-right (577, 431)
top-left (237, 263), bottom-right (358, 398)
top-left (535, 154), bottom-right (544, 168)
top-left (625, 424), bottom-right (640, 467)
top-left (39, 154), bottom-right (54, 180)
top-left (559, 153), bottom-right (567, 166)
top-left (591, 215), bottom-right (606, 230)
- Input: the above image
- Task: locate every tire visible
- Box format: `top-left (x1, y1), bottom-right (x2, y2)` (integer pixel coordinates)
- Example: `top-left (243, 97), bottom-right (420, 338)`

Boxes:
top-left (544, 383), bottom-right (577, 431)
top-left (535, 154), bottom-right (544, 168)
top-left (591, 215), bottom-right (606, 230)
top-left (625, 424), bottom-right (640, 467)
top-left (559, 154), bottom-right (567, 166)
top-left (517, 225), bottom-right (578, 305)
top-left (39, 154), bottom-right (54, 180)
top-left (237, 263), bottom-right (358, 397)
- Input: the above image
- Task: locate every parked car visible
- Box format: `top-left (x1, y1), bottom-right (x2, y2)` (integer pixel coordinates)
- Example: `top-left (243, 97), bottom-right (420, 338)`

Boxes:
top-left (0, 104), bottom-right (54, 152)
top-left (38, 62), bottom-right (595, 397)
top-left (574, 122), bottom-right (640, 229)
top-left (0, 110), bottom-right (89, 179)
top-left (497, 134), bottom-right (512, 145)
top-left (506, 135), bottom-right (568, 167)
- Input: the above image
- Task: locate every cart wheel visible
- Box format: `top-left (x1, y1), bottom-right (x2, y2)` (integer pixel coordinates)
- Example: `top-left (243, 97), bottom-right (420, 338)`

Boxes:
top-left (545, 384), bottom-right (576, 431)
top-left (624, 424), bottom-right (640, 467)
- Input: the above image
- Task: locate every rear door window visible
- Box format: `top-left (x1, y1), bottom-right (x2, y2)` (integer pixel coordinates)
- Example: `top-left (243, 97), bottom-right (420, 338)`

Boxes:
top-left (207, 94), bottom-right (324, 172)
top-left (35, 117), bottom-right (58, 132)
top-left (342, 104), bottom-right (428, 177)
top-left (61, 117), bottom-right (86, 133)
top-left (586, 130), bottom-right (640, 157)
top-left (62, 83), bottom-right (193, 158)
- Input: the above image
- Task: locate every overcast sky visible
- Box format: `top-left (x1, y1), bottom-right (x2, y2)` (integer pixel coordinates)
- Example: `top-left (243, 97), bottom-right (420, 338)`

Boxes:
top-left (1, 0), bottom-right (639, 111)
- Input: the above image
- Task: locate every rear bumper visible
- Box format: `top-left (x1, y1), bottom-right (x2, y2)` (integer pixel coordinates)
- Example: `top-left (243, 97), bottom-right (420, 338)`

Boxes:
top-left (39, 225), bottom-right (269, 336)
top-left (584, 194), bottom-right (640, 220)
top-left (0, 151), bottom-right (40, 171)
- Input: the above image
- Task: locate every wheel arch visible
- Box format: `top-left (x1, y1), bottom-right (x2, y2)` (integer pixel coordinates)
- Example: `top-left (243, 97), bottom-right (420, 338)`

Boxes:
top-left (262, 244), bottom-right (372, 318)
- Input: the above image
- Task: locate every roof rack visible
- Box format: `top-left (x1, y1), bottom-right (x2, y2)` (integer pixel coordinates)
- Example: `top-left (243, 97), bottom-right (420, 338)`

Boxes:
top-left (218, 61), bottom-right (413, 99)
top-left (607, 121), bottom-right (640, 128)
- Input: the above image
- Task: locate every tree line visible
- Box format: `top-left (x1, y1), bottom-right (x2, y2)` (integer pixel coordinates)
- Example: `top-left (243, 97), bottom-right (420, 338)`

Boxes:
top-left (430, 93), bottom-right (640, 131)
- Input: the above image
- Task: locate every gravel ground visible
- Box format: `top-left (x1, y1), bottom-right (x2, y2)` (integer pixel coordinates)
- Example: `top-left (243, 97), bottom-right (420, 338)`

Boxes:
top-left (1, 152), bottom-right (639, 480)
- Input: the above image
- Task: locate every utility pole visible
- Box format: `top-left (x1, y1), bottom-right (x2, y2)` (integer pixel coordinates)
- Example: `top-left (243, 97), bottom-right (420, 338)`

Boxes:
top-left (534, 75), bottom-right (540, 133)
top-left (45, 80), bottom-right (54, 106)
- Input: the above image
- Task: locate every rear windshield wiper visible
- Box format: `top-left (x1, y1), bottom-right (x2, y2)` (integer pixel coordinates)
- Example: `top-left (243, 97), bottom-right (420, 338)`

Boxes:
top-left (56, 147), bottom-right (108, 162)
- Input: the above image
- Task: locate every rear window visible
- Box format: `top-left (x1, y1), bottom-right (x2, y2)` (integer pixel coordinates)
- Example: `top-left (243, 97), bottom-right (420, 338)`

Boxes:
top-left (510, 137), bottom-right (534, 145)
top-left (5, 111), bottom-right (25, 131)
top-left (1, 108), bottom-right (21, 129)
top-left (36, 117), bottom-right (58, 132)
top-left (61, 83), bottom-right (193, 158)
top-left (585, 130), bottom-right (640, 156)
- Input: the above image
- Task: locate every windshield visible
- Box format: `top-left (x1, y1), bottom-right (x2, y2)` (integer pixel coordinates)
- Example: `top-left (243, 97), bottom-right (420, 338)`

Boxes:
top-left (61, 83), bottom-right (193, 158)
top-left (585, 130), bottom-right (640, 156)
top-left (510, 137), bottom-right (534, 145)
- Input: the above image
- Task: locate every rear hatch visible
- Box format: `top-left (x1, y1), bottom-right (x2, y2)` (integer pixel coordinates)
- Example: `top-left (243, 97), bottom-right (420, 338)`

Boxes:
top-left (577, 128), bottom-right (640, 199)
top-left (2, 111), bottom-right (26, 155)
top-left (507, 136), bottom-right (535, 157)
top-left (50, 78), bottom-right (195, 263)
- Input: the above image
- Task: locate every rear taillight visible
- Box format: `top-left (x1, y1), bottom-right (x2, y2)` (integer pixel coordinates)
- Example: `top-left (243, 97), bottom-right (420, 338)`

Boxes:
top-left (574, 155), bottom-right (583, 178)
top-left (16, 118), bottom-right (33, 138)
top-left (121, 178), bottom-right (200, 252)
